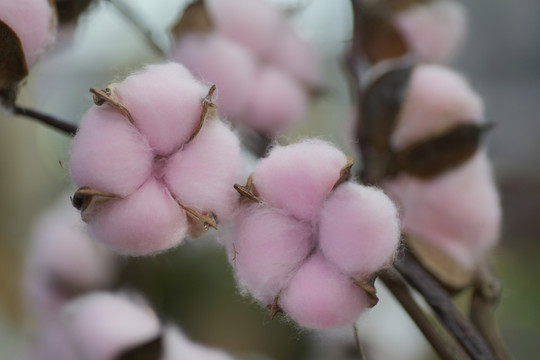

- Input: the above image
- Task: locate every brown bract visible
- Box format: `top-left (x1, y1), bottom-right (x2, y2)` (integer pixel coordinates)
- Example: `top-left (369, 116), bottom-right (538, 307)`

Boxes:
top-left (0, 21), bottom-right (28, 106)
top-left (171, 0), bottom-right (212, 38)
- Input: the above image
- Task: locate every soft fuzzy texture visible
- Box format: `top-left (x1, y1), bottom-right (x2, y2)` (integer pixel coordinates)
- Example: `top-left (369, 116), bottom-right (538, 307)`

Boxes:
top-left (205, 0), bottom-right (284, 57)
top-left (174, 33), bottom-right (257, 120)
top-left (280, 254), bottom-right (370, 330)
top-left (393, 0), bottom-right (466, 64)
top-left (70, 63), bottom-right (244, 255)
top-left (0, 0), bottom-right (56, 67)
top-left (383, 152), bottom-right (501, 269)
top-left (231, 204), bottom-right (312, 304)
top-left (391, 64), bottom-right (484, 150)
top-left (253, 140), bottom-right (348, 222)
top-left (242, 66), bottom-right (309, 135)
top-left (162, 325), bottom-right (237, 360)
top-left (62, 292), bottom-right (161, 360)
top-left (319, 183), bottom-right (400, 278)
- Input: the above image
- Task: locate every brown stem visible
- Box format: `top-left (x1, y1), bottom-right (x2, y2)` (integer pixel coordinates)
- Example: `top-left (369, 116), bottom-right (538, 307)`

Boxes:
top-left (12, 105), bottom-right (78, 135)
top-left (396, 251), bottom-right (496, 360)
top-left (352, 323), bottom-right (367, 360)
top-left (380, 268), bottom-right (471, 360)
top-left (470, 263), bottom-right (513, 360)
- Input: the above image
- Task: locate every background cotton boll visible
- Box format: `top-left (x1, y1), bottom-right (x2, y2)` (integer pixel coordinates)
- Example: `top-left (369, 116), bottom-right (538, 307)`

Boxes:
top-left (280, 254), bottom-right (370, 330)
top-left (70, 107), bottom-right (154, 197)
top-left (242, 66), bottom-right (309, 135)
top-left (88, 179), bottom-right (188, 256)
top-left (174, 33), bottom-right (257, 120)
top-left (319, 183), bottom-right (400, 278)
top-left (231, 204), bottom-right (313, 304)
top-left (0, 0), bottom-right (56, 67)
top-left (62, 292), bottom-right (160, 360)
top-left (164, 119), bottom-right (243, 223)
top-left (383, 152), bottom-right (501, 269)
top-left (253, 140), bottom-right (348, 222)
top-left (162, 325), bottom-right (237, 360)
top-left (391, 64), bottom-right (484, 150)
top-left (25, 321), bottom-right (76, 360)
top-left (393, 0), bottom-right (467, 64)
top-left (205, 0), bottom-right (284, 57)
top-left (112, 62), bottom-right (207, 156)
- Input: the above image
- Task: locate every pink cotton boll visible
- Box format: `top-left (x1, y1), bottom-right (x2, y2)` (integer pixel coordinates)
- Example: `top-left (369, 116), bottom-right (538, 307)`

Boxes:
top-left (205, 0), bottom-right (284, 57)
top-left (393, 0), bottom-right (466, 64)
top-left (112, 62), bottom-right (208, 156)
top-left (280, 254), bottom-right (370, 330)
top-left (231, 204), bottom-right (313, 304)
top-left (174, 33), bottom-right (257, 120)
top-left (383, 152), bottom-right (501, 269)
top-left (319, 183), bottom-right (400, 279)
top-left (253, 140), bottom-right (348, 222)
top-left (70, 106), bottom-right (153, 197)
top-left (268, 27), bottom-right (320, 87)
top-left (392, 64), bottom-right (484, 150)
top-left (162, 325), bottom-right (237, 360)
top-left (242, 66), bottom-right (309, 135)
top-left (0, 0), bottom-right (56, 67)
top-left (88, 179), bottom-right (188, 255)
top-left (164, 119), bottom-right (243, 224)
top-left (62, 292), bottom-right (160, 360)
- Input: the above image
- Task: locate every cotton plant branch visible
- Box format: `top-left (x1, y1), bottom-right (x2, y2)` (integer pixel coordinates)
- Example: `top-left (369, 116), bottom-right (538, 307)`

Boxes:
top-left (12, 104), bottom-right (78, 135)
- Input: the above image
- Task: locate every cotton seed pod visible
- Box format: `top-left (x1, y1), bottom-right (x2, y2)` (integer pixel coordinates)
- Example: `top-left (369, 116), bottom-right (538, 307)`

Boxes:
top-left (70, 62), bottom-right (244, 255)
top-left (393, 0), bottom-right (467, 63)
top-left (62, 292), bottom-right (160, 360)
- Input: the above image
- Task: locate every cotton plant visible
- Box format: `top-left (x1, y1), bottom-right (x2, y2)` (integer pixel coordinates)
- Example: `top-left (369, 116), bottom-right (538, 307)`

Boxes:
top-left (1, 0), bottom-right (513, 359)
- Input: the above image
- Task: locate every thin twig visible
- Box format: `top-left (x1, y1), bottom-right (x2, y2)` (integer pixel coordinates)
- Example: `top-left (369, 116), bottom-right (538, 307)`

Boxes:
top-left (352, 323), bottom-right (367, 360)
top-left (12, 105), bottom-right (78, 135)
top-left (380, 269), bottom-right (471, 360)
top-left (396, 251), bottom-right (496, 360)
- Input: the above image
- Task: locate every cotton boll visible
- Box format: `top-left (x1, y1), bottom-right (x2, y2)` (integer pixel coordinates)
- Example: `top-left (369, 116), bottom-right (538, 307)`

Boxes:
top-left (319, 183), bottom-right (400, 278)
top-left (393, 0), bottom-right (466, 64)
top-left (162, 325), bottom-right (237, 360)
top-left (70, 107), bottom-right (154, 197)
top-left (112, 62), bottom-right (208, 156)
top-left (164, 119), bottom-right (243, 223)
top-left (25, 321), bottom-right (77, 360)
top-left (0, 0), bottom-right (56, 67)
top-left (383, 152), bottom-right (501, 269)
top-left (62, 292), bottom-right (160, 360)
top-left (253, 140), bottom-right (348, 222)
top-left (88, 179), bottom-right (188, 256)
top-left (205, 0), bottom-right (284, 57)
top-left (242, 66), bottom-right (309, 135)
top-left (391, 64), bottom-right (484, 150)
top-left (174, 33), bottom-right (257, 120)
top-left (280, 254), bottom-right (370, 330)
top-left (231, 204), bottom-right (312, 304)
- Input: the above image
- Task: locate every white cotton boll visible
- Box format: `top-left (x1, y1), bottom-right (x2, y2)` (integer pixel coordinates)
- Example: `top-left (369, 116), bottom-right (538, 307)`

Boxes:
top-left (162, 325), bottom-right (237, 360)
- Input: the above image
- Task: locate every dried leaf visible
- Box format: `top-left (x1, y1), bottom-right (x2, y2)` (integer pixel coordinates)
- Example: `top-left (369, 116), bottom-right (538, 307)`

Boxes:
top-left (361, 10), bottom-right (408, 64)
top-left (179, 203), bottom-right (218, 238)
top-left (0, 21), bottom-right (28, 106)
top-left (90, 88), bottom-right (135, 124)
top-left (54, 0), bottom-right (93, 24)
top-left (331, 157), bottom-right (355, 191)
top-left (234, 174), bottom-right (262, 203)
top-left (71, 187), bottom-right (120, 221)
top-left (114, 335), bottom-right (163, 360)
top-left (186, 84), bottom-right (217, 144)
top-left (172, 0), bottom-right (212, 38)
top-left (267, 294), bottom-right (283, 320)
top-left (353, 276), bottom-right (380, 308)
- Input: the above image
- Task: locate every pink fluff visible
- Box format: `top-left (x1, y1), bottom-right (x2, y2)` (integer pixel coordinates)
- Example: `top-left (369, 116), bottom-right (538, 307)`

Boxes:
top-left (174, 33), bottom-right (257, 120)
top-left (164, 119), bottom-right (243, 223)
top-left (0, 0), bottom-right (55, 67)
top-left (113, 63), bottom-right (208, 156)
top-left (383, 152), bottom-right (501, 269)
top-left (62, 292), bottom-right (161, 360)
top-left (162, 325), bottom-right (236, 360)
top-left (280, 254), bottom-right (370, 330)
top-left (394, 0), bottom-right (466, 63)
top-left (319, 182), bottom-right (400, 278)
top-left (253, 140), bottom-right (348, 222)
top-left (205, 0), bottom-right (284, 57)
top-left (267, 27), bottom-right (320, 87)
top-left (242, 66), bottom-right (309, 135)
top-left (88, 179), bottom-right (188, 256)
top-left (231, 204), bottom-right (313, 304)
top-left (70, 107), bottom-right (154, 197)
top-left (392, 64), bottom-right (484, 150)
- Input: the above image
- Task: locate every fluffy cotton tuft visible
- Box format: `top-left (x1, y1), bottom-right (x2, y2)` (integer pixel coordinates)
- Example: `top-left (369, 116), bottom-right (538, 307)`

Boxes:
top-left (393, 0), bottom-right (467, 63)
top-left (62, 292), bottom-right (161, 360)
top-left (0, 0), bottom-right (56, 67)
top-left (162, 325), bottom-right (237, 360)
top-left (392, 64), bottom-right (484, 150)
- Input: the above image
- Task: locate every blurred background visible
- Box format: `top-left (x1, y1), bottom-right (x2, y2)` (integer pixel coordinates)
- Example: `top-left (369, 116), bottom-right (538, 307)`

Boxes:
top-left (0, 0), bottom-right (538, 359)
